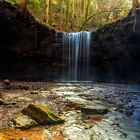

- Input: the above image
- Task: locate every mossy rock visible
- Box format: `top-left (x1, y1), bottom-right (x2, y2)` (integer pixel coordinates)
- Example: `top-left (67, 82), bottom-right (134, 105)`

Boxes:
top-left (13, 115), bottom-right (38, 129)
top-left (22, 103), bottom-right (64, 125)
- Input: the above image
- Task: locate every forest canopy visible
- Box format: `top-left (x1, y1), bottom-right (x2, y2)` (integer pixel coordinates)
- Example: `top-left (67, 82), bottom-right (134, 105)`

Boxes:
top-left (5, 0), bottom-right (140, 32)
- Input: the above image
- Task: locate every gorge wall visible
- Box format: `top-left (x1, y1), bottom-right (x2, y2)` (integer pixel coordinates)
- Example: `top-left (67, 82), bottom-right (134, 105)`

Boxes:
top-left (91, 9), bottom-right (140, 82)
top-left (0, 1), bottom-right (140, 82)
top-left (0, 1), bottom-right (62, 81)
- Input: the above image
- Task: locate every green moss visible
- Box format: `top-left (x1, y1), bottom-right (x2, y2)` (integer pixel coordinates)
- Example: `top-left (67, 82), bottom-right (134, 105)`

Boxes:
top-left (34, 104), bottom-right (60, 119)
top-left (22, 103), bottom-right (64, 125)
top-left (5, 0), bottom-right (15, 5)
top-left (29, 0), bottom-right (43, 14)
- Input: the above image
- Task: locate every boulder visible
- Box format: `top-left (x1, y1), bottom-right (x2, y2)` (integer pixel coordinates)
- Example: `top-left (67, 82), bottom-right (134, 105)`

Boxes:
top-left (13, 115), bottom-right (38, 129)
top-left (0, 98), bottom-right (9, 105)
top-left (22, 103), bottom-right (64, 125)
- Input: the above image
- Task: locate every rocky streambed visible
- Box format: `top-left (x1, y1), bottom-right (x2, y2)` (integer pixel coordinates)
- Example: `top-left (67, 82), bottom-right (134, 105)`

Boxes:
top-left (0, 82), bottom-right (140, 140)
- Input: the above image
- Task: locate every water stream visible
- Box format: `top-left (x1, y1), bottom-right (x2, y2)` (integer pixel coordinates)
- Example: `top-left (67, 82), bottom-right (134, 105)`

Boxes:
top-left (63, 32), bottom-right (91, 82)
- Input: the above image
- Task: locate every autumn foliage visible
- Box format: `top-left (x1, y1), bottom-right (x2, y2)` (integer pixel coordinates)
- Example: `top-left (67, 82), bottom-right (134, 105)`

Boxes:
top-left (6, 0), bottom-right (140, 32)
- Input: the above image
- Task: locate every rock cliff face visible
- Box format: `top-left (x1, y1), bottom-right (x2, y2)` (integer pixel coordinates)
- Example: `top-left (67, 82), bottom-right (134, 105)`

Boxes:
top-left (0, 1), bottom-right (62, 81)
top-left (0, 1), bottom-right (140, 82)
top-left (91, 9), bottom-right (140, 82)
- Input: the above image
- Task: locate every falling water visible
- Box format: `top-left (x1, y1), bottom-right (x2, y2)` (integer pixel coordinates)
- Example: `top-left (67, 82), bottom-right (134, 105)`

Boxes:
top-left (63, 31), bottom-right (91, 81)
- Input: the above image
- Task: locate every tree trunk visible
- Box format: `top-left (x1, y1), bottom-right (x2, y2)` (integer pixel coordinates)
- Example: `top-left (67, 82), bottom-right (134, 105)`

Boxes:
top-left (132, 0), bottom-right (140, 32)
top-left (132, 0), bottom-right (139, 11)
top-left (45, 0), bottom-right (49, 24)
top-left (66, 0), bottom-right (70, 32)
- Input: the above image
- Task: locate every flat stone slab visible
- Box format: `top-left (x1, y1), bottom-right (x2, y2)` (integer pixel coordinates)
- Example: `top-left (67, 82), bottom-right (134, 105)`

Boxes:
top-left (22, 103), bottom-right (64, 125)
top-left (13, 115), bottom-right (38, 129)
top-left (81, 106), bottom-right (108, 115)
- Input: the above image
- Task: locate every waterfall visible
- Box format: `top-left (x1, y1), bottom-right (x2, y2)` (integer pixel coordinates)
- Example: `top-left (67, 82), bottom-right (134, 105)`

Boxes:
top-left (63, 31), bottom-right (91, 82)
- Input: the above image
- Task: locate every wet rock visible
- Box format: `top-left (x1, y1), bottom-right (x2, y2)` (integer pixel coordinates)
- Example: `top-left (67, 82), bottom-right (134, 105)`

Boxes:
top-left (125, 109), bottom-right (133, 116)
top-left (16, 97), bottom-right (33, 102)
top-left (2, 81), bottom-right (29, 90)
top-left (22, 103), bottom-right (64, 125)
top-left (3, 79), bottom-right (10, 86)
top-left (0, 98), bottom-right (5, 105)
top-left (120, 133), bottom-right (127, 138)
top-left (81, 106), bottom-right (108, 115)
top-left (116, 106), bottom-right (125, 113)
top-left (9, 84), bottom-right (30, 90)
top-left (63, 111), bottom-right (91, 140)
top-left (0, 98), bottom-right (10, 105)
top-left (13, 115), bottom-right (38, 129)
top-left (3, 79), bottom-right (11, 89)
top-left (28, 91), bottom-right (39, 95)
top-left (15, 85), bottom-right (29, 90)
